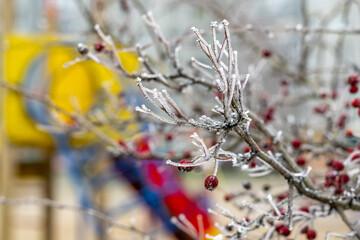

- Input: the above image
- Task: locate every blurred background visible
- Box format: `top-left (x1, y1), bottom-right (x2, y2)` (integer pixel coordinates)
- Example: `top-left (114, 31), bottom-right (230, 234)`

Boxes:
top-left (1, 0), bottom-right (360, 240)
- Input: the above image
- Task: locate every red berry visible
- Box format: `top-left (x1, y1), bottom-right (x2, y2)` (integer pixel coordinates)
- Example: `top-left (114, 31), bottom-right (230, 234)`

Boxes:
top-left (350, 85), bottom-right (359, 94)
top-left (324, 181), bottom-right (333, 187)
top-left (177, 159), bottom-right (194, 172)
top-left (183, 150), bottom-right (192, 158)
top-left (273, 208), bottom-right (286, 216)
top-left (351, 153), bottom-right (360, 161)
top-left (348, 74), bottom-right (359, 85)
top-left (351, 98), bottom-right (360, 108)
top-left (325, 171), bottom-right (337, 182)
top-left (279, 225), bottom-right (291, 236)
top-left (334, 187), bottom-right (344, 195)
top-left (345, 130), bottom-right (353, 137)
top-left (134, 137), bottom-right (151, 155)
top-left (339, 113), bottom-right (348, 121)
top-left (300, 206), bottom-right (309, 213)
top-left (204, 175), bottom-right (219, 191)
top-left (243, 146), bottom-right (251, 153)
top-left (296, 157), bottom-right (306, 166)
top-left (224, 193), bottom-right (233, 201)
top-left (314, 104), bottom-right (329, 114)
top-left (275, 223), bottom-right (285, 232)
top-left (117, 140), bottom-right (128, 150)
top-left (332, 161), bottom-right (344, 171)
top-left (319, 92), bottom-right (327, 99)
top-left (339, 173), bottom-right (350, 184)
top-left (301, 226), bottom-right (309, 234)
top-left (94, 41), bottom-right (105, 52)
top-left (331, 90), bottom-right (338, 99)
top-left (280, 79), bottom-right (289, 86)
top-left (307, 229), bottom-right (317, 239)
top-left (326, 159), bottom-right (334, 167)
top-left (292, 138), bottom-right (302, 148)
top-left (165, 133), bottom-right (173, 141)
top-left (277, 192), bottom-right (288, 201)
top-left (249, 159), bottom-right (257, 168)
top-left (262, 49), bottom-right (272, 58)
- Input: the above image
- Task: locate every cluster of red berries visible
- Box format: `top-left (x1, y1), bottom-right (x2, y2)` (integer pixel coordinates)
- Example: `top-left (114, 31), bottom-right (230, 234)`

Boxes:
top-left (275, 223), bottom-right (291, 237)
top-left (347, 74), bottom-right (359, 94)
top-left (351, 98), bottom-right (360, 116)
top-left (324, 159), bottom-right (349, 195)
top-left (300, 226), bottom-right (317, 240)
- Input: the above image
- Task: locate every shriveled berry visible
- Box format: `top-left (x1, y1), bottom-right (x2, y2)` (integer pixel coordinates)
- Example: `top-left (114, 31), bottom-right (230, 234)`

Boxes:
top-left (307, 229), bottom-right (317, 239)
top-left (332, 161), bottom-right (344, 171)
top-left (350, 85), bottom-right (359, 94)
top-left (94, 41), bottom-right (105, 52)
top-left (204, 175), bottom-right (218, 191)
top-left (292, 138), bottom-right (302, 148)
top-left (177, 159), bottom-right (194, 172)
top-left (296, 157), bottom-right (306, 166)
